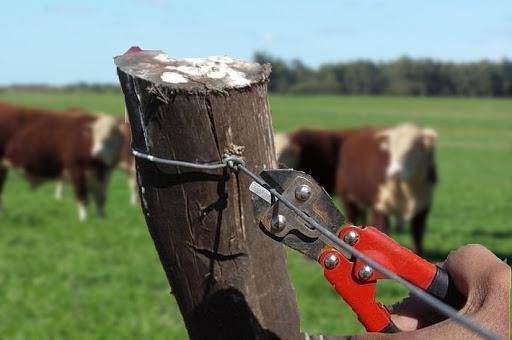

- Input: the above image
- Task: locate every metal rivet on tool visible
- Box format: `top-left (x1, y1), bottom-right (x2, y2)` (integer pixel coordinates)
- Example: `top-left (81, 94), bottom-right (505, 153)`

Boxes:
top-left (295, 184), bottom-right (312, 201)
top-left (359, 265), bottom-right (373, 281)
top-left (271, 214), bottom-right (287, 232)
top-left (324, 254), bottom-right (339, 270)
top-left (343, 230), bottom-right (359, 245)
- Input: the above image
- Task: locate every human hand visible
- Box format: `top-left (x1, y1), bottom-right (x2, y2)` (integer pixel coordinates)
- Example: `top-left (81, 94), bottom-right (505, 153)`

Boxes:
top-left (354, 244), bottom-right (510, 339)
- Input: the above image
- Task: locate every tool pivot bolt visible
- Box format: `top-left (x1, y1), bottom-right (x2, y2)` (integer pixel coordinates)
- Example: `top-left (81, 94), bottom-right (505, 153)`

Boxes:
top-left (271, 214), bottom-right (287, 232)
top-left (324, 254), bottom-right (339, 270)
top-left (344, 231), bottom-right (359, 245)
top-left (295, 184), bottom-right (312, 201)
top-left (359, 265), bottom-right (373, 281)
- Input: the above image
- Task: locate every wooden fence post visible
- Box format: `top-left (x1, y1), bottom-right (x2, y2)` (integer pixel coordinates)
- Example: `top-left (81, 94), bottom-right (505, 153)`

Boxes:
top-left (115, 48), bottom-right (302, 340)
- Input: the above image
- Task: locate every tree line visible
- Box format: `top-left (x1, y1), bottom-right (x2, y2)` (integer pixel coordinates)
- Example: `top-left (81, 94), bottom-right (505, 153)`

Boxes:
top-left (0, 83), bottom-right (119, 93)
top-left (254, 52), bottom-right (512, 97)
top-left (3, 54), bottom-right (511, 97)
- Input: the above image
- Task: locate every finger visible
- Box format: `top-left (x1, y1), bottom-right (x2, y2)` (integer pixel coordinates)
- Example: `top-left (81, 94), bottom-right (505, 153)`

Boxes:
top-left (389, 294), bottom-right (446, 331)
top-left (445, 244), bottom-right (508, 300)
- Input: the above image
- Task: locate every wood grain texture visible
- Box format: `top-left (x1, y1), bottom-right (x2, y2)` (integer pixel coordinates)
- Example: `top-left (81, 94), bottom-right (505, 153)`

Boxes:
top-left (116, 50), bottom-right (301, 340)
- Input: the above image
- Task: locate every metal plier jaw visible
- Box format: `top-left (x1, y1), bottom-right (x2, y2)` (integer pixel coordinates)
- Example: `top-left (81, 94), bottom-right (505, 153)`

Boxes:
top-left (251, 169), bottom-right (462, 333)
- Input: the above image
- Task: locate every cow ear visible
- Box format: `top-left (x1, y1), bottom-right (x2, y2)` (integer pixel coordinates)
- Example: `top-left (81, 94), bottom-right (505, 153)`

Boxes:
top-left (379, 140), bottom-right (389, 151)
top-left (376, 129), bottom-right (390, 151)
top-left (377, 134), bottom-right (389, 151)
top-left (375, 129), bottom-right (392, 151)
top-left (422, 128), bottom-right (438, 148)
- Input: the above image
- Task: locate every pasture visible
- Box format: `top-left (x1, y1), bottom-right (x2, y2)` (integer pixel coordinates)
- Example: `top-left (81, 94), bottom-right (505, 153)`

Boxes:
top-left (0, 90), bottom-right (511, 338)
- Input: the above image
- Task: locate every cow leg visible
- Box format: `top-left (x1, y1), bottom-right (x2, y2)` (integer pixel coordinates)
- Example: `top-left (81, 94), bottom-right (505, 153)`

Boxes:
top-left (411, 207), bottom-right (430, 256)
top-left (0, 166), bottom-right (7, 213)
top-left (93, 181), bottom-right (107, 219)
top-left (342, 200), bottom-right (363, 226)
top-left (360, 210), bottom-right (368, 226)
top-left (69, 168), bottom-right (88, 221)
top-left (371, 210), bottom-right (390, 234)
top-left (88, 169), bottom-right (109, 219)
top-left (395, 217), bottom-right (406, 233)
top-left (128, 168), bottom-right (138, 206)
top-left (55, 180), bottom-right (64, 200)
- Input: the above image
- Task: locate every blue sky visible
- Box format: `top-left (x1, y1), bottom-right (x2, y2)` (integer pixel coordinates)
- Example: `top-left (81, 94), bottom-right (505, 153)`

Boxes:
top-left (1, 0), bottom-right (511, 85)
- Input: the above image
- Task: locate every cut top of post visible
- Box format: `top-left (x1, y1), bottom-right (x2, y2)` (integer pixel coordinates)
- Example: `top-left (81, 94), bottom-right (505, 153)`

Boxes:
top-left (114, 47), bottom-right (271, 93)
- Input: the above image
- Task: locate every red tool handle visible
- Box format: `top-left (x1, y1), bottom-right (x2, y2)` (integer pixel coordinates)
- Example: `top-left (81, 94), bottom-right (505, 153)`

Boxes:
top-left (319, 225), bottom-right (463, 333)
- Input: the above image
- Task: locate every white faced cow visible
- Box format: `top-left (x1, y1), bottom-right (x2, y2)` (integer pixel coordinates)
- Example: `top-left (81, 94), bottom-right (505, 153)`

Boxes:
top-left (0, 103), bottom-right (124, 220)
top-left (276, 123), bottom-right (438, 255)
top-left (54, 117), bottom-right (138, 206)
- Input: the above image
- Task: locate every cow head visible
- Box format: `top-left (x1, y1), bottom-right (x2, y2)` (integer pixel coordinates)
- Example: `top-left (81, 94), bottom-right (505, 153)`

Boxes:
top-left (378, 123), bottom-right (438, 180)
top-left (90, 115), bottom-right (124, 167)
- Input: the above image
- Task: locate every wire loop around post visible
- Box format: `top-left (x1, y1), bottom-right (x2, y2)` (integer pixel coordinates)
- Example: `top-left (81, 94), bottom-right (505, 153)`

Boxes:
top-left (222, 155), bottom-right (246, 170)
top-left (132, 148), bottom-right (245, 171)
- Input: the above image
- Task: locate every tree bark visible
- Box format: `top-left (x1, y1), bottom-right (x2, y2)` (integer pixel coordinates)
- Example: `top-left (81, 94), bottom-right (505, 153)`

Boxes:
top-left (115, 47), bottom-right (301, 340)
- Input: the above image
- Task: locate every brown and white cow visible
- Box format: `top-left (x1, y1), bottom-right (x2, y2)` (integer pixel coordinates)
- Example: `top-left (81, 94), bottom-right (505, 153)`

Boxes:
top-left (276, 123), bottom-right (438, 255)
top-left (54, 116), bottom-right (138, 206)
top-left (0, 103), bottom-right (124, 220)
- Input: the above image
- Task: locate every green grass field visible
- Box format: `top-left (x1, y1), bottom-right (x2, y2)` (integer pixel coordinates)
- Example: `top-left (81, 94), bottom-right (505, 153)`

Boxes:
top-left (0, 90), bottom-right (511, 339)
